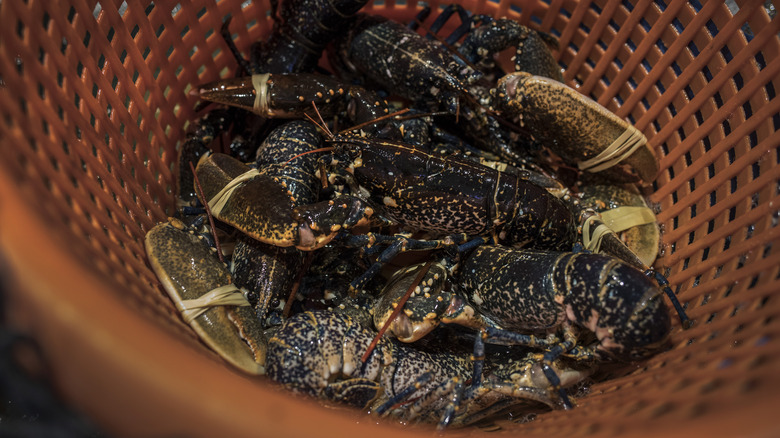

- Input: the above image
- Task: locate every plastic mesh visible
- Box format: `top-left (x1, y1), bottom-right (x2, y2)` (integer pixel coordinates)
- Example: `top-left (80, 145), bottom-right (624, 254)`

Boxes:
top-left (1, 0), bottom-right (778, 436)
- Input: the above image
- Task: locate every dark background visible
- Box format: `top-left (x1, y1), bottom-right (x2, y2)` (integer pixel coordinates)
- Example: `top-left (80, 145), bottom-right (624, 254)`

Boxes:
top-left (0, 269), bottom-right (105, 438)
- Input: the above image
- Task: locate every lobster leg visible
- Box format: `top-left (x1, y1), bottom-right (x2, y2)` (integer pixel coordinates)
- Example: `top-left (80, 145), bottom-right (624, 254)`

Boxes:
top-left (459, 18), bottom-right (563, 81)
top-left (478, 325), bottom-right (584, 409)
top-left (335, 232), bottom-right (468, 292)
top-left (377, 370), bottom-right (468, 430)
top-left (647, 270), bottom-right (693, 329)
top-left (374, 371), bottom-right (434, 416)
top-left (220, 17), bottom-right (252, 77)
top-left (434, 379), bottom-right (466, 430)
top-left (425, 4), bottom-right (473, 46)
top-left (407, 5), bottom-right (431, 31)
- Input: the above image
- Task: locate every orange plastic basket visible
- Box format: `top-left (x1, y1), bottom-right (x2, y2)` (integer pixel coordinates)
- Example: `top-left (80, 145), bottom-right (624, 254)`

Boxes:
top-left (1, 1), bottom-right (779, 437)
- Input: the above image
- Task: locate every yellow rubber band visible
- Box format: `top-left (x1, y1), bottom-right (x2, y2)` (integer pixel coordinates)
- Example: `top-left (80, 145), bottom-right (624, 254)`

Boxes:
top-left (582, 206), bottom-right (656, 253)
top-left (252, 73), bottom-right (270, 116)
top-left (582, 215), bottom-right (612, 253)
top-left (178, 284), bottom-right (251, 324)
top-left (599, 206), bottom-right (656, 233)
top-left (207, 168), bottom-right (261, 217)
top-left (578, 124), bottom-right (648, 173)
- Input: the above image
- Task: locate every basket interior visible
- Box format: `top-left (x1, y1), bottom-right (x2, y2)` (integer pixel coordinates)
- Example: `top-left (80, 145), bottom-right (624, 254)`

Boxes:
top-left (1, 0), bottom-right (779, 436)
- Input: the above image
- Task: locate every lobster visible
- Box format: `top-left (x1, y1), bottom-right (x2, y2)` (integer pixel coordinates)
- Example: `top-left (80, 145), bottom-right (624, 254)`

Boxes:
top-left (374, 245), bottom-right (675, 359)
top-left (331, 12), bottom-right (657, 184)
top-left (266, 309), bottom-right (594, 428)
top-left (194, 129), bottom-right (577, 255)
top-left (370, 244), bottom-right (675, 407)
top-left (190, 117), bottom-right (677, 303)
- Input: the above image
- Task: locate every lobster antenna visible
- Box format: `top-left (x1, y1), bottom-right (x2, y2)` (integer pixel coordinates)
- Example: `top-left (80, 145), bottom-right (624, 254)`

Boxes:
top-left (303, 112), bottom-right (328, 136)
top-left (361, 261), bottom-right (434, 364)
top-left (283, 146), bottom-right (335, 165)
top-left (393, 110), bottom-right (449, 121)
top-left (189, 161), bottom-right (225, 264)
top-left (307, 101), bottom-right (334, 138)
top-left (647, 270), bottom-right (693, 329)
top-left (336, 107), bottom-right (412, 135)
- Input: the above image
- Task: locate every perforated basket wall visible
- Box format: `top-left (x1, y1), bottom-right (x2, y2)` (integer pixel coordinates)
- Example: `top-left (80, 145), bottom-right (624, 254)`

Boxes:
top-left (1, 1), bottom-right (779, 437)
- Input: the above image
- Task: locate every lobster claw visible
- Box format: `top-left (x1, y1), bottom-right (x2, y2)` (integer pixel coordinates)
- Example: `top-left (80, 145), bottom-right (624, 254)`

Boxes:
top-left (577, 184), bottom-right (660, 268)
top-left (494, 72), bottom-right (659, 184)
top-left (194, 153), bottom-right (316, 249)
top-left (194, 75), bottom-right (258, 114)
top-left (145, 218), bottom-right (267, 375)
top-left (291, 194), bottom-right (376, 248)
top-left (195, 73), bottom-right (350, 118)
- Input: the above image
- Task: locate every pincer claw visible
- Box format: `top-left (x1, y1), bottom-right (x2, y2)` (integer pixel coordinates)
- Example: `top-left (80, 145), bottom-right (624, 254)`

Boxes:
top-left (196, 73), bottom-right (352, 118)
top-left (495, 72), bottom-right (659, 184)
top-left (195, 75), bottom-right (259, 114)
top-left (145, 218), bottom-right (266, 375)
top-left (291, 194), bottom-right (375, 249)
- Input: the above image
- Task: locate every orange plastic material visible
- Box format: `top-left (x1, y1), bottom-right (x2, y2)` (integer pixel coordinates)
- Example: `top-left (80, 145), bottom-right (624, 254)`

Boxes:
top-left (0, 1), bottom-right (779, 437)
